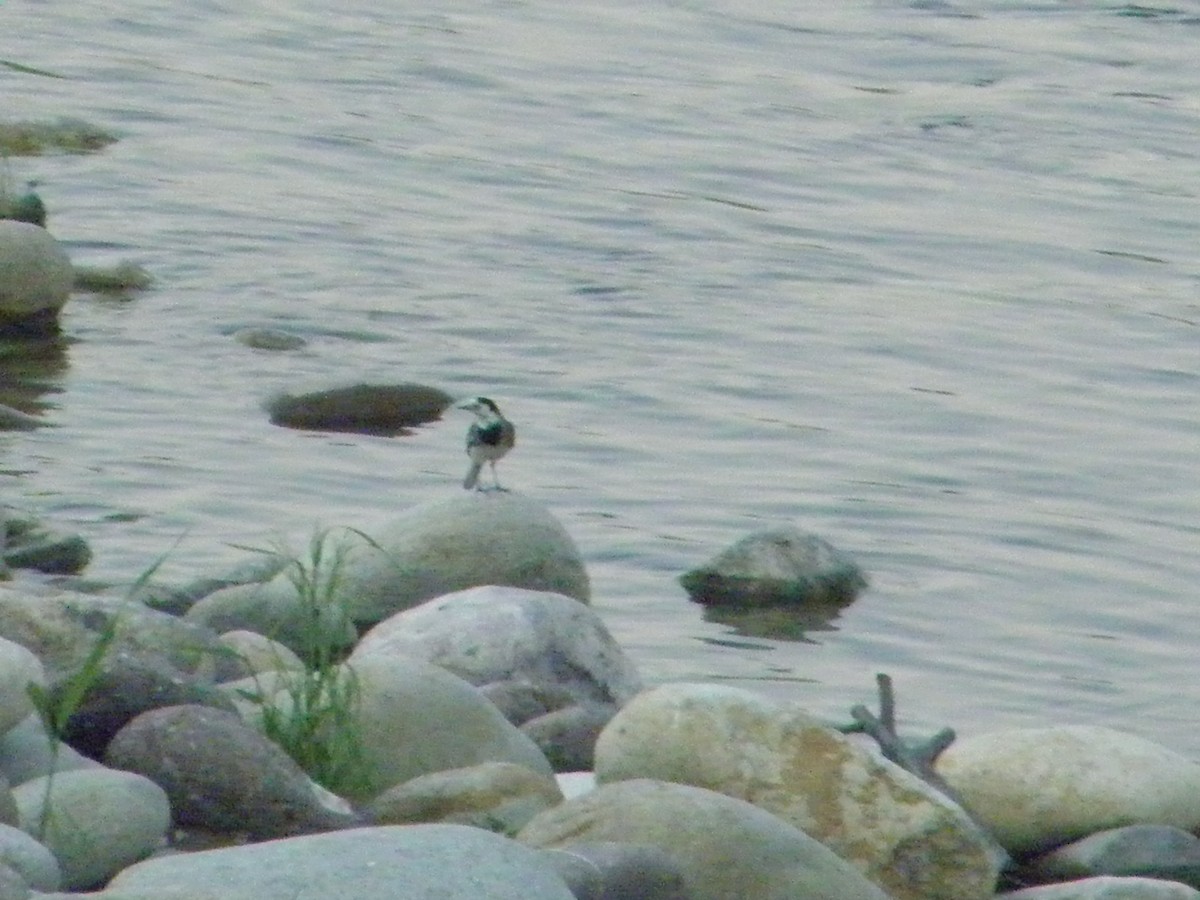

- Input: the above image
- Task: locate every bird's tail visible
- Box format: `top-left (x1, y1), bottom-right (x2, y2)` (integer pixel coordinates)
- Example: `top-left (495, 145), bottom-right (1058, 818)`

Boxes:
top-left (463, 460), bottom-right (483, 490)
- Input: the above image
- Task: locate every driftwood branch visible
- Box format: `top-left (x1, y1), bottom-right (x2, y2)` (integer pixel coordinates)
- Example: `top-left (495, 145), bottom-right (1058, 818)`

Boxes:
top-left (845, 673), bottom-right (1011, 870)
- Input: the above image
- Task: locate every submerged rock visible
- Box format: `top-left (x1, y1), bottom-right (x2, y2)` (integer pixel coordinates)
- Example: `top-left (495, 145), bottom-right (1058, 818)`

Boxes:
top-left (265, 382), bottom-right (452, 435)
top-left (679, 525), bottom-right (866, 606)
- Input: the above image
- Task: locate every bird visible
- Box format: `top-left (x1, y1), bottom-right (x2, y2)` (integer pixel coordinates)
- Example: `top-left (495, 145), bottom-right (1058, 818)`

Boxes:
top-left (457, 396), bottom-right (515, 491)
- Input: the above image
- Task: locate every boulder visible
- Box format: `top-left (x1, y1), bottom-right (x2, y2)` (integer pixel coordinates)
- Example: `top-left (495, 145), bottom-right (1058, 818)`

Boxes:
top-left (1000, 875), bottom-right (1200, 899)
top-left (594, 682), bottom-right (1001, 900)
top-left (0, 221), bottom-right (71, 335)
top-left (103, 824), bottom-right (578, 900)
top-left (0, 589), bottom-right (237, 683)
top-left (342, 652), bottom-right (552, 802)
top-left (354, 586), bottom-right (640, 707)
top-left (264, 383), bottom-right (452, 435)
top-left (539, 842), bottom-right (689, 900)
top-left (937, 726), bottom-right (1200, 855)
top-left (364, 761), bottom-right (562, 834)
top-left (12, 767), bottom-right (169, 889)
top-left (518, 778), bottom-right (890, 900)
top-left (0, 822), bottom-right (61, 892)
top-left (0, 638), bottom-right (43, 736)
top-left (104, 704), bottom-right (357, 839)
top-left (679, 526), bottom-right (865, 606)
top-left (1025, 825), bottom-right (1200, 889)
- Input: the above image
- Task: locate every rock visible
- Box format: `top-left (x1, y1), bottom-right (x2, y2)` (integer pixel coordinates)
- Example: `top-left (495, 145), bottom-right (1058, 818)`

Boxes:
top-left (936, 726), bottom-right (1200, 855)
top-left (354, 586), bottom-right (639, 707)
top-left (0, 185), bottom-right (46, 228)
top-left (104, 824), bottom-right (577, 900)
top-left (0, 822), bottom-right (61, 891)
top-left (184, 576), bottom-right (358, 660)
top-left (0, 589), bottom-right (238, 683)
top-left (594, 682), bottom-right (1001, 900)
top-left (0, 715), bottom-right (99, 788)
top-left (217, 630), bottom-right (304, 676)
top-left (343, 651), bottom-right (552, 802)
top-left (0, 638), bottom-right (43, 736)
top-left (679, 526), bottom-right (866, 606)
top-left (518, 778), bottom-right (890, 900)
top-left (539, 842), bottom-right (690, 900)
top-left (0, 776), bottom-right (14, 827)
top-left (481, 680), bottom-right (581, 726)
top-left (522, 702), bottom-right (617, 772)
top-left (221, 495), bottom-right (590, 630)
top-left (0, 404), bottom-right (43, 431)
top-left (265, 383), bottom-right (452, 435)
top-left (1024, 825), bottom-right (1200, 889)
top-left (12, 767), bottom-right (169, 890)
top-left (0, 515), bottom-right (89, 575)
top-left (53, 650), bottom-right (238, 759)
top-left (232, 328), bottom-right (306, 351)
top-left (0, 221), bottom-right (71, 335)
top-left (364, 761), bottom-right (562, 834)
top-left (104, 704), bottom-right (357, 839)
top-left (1000, 875), bottom-right (1200, 899)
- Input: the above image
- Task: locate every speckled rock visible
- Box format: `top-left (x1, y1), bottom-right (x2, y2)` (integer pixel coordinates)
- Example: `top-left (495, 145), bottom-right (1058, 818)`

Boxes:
top-left (104, 704), bottom-right (357, 838)
top-left (217, 630), bottom-right (304, 676)
top-left (594, 682), bottom-right (1001, 900)
top-left (365, 761), bottom-right (562, 834)
top-left (103, 824), bottom-right (577, 900)
top-left (937, 726), bottom-right (1200, 855)
top-left (519, 778), bottom-right (890, 900)
top-left (12, 767), bottom-right (169, 889)
top-left (55, 650), bottom-right (238, 759)
top-left (354, 586), bottom-right (640, 707)
top-left (0, 589), bottom-right (237, 683)
top-left (679, 526), bottom-right (866, 607)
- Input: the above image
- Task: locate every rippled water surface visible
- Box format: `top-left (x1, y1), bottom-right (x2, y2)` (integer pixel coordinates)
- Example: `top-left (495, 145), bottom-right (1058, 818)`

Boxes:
top-left (4, 1), bottom-right (1199, 751)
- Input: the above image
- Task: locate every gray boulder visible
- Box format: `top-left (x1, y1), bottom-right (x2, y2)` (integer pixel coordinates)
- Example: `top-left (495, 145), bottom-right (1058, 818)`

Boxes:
top-left (540, 842), bottom-right (690, 900)
top-left (12, 767), bottom-right (169, 889)
top-left (679, 526), bottom-right (865, 606)
top-left (0, 221), bottom-right (71, 335)
top-left (0, 822), bottom-right (61, 892)
top-left (364, 761), bottom-right (562, 834)
top-left (105, 704), bottom-right (357, 839)
top-left (1001, 875), bottom-right (1200, 899)
top-left (937, 726), bottom-right (1200, 855)
top-left (340, 651), bottom-right (552, 802)
top-left (1025, 825), bottom-right (1200, 888)
top-left (103, 824), bottom-right (577, 900)
top-left (518, 778), bottom-right (890, 900)
top-left (354, 586), bottom-right (640, 707)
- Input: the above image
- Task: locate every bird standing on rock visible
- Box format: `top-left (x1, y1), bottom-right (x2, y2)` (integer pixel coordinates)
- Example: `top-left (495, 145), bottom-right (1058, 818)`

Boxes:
top-left (458, 396), bottom-right (515, 491)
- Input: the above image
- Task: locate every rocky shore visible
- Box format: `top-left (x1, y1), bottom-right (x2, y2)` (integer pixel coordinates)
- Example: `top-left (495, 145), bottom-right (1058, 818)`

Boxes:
top-left (1, 494), bottom-right (1199, 900)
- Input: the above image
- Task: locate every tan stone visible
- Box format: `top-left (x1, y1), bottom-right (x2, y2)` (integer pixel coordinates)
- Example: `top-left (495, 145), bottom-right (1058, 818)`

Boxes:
top-left (595, 683), bottom-right (1000, 900)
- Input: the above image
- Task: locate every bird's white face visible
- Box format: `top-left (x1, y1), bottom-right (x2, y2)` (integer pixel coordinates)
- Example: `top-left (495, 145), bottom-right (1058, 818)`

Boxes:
top-left (456, 397), bottom-right (499, 418)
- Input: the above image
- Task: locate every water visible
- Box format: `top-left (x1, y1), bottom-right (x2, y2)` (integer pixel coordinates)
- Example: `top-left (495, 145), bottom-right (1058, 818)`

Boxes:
top-left (4, 0), bottom-right (1199, 753)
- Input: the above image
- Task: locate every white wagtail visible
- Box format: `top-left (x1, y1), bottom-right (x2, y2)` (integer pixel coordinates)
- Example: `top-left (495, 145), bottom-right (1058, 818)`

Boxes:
top-left (457, 397), bottom-right (516, 491)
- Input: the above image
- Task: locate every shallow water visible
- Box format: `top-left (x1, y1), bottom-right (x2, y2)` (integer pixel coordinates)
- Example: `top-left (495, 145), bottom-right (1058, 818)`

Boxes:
top-left (4, 1), bottom-right (1199, 752)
